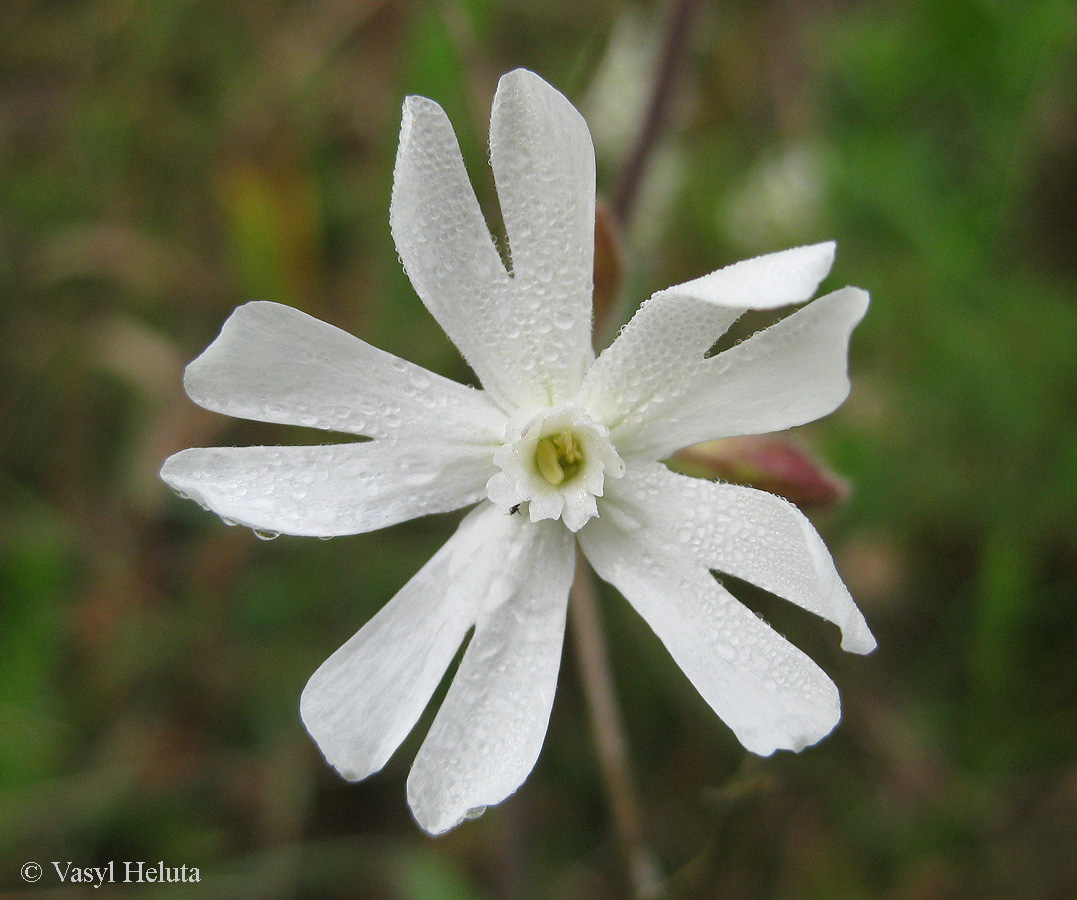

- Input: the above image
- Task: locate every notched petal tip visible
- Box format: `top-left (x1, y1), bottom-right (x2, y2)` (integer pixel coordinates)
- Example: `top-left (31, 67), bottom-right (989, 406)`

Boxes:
top-left (840, 620), bottom-right (878, 655)
top-left (823, 573), bottom-right (877, 656)
top-left (741, 689), bottom-right (841, 757)
top-left (412, 802), bottom-right (491, 837)
top-left (406, 778), bottom-right (475, 836)
top-left (410, 788), bottom-right (515, 834)
top-left (178, 300), bottom-right (298, 411)
top-left (813, 283), bottom-right (871, 399)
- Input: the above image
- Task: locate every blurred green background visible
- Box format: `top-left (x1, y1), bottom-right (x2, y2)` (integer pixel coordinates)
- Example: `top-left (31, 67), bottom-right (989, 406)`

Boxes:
top-left (2, 0), bottom-right (1076, 897)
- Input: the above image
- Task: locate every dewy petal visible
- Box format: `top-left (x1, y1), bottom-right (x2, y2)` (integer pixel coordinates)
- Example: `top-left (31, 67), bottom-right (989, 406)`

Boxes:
top-left (657, 240), bottom-right (837, 311)
top-left (300, 503), bottom-right (522, 782)
top-left (183, 301), bottom-right (506, 443)
top-left (406, 516), bottom-right (575, 835)
top-left (604, 462), bottom-right (875, 653)
top-left (160, 440), bottom-right (495, 537)
top-left (488, 69), bottom-right (596, 402)
top-left (580, 243), bottom-right (837, 453)
top-left (580, 511), bottom-right (842, 756)
top-left (392, 88), bottom-right (593, 412)
top-left (390, 95), bottom-right (520, 409)
top-left (627, 286), bottom-right (868, 458)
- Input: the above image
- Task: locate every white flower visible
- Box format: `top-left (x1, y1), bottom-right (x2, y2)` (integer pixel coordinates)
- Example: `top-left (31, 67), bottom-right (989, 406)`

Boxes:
top-left (161, 69), bottom-right (876, 835)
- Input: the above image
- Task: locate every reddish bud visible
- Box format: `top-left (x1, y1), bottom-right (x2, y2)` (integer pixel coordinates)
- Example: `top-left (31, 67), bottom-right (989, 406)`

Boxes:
top-left (592, 198), bottom-right (626, 349)
top-left (671, 436), bottom-right (850, 510)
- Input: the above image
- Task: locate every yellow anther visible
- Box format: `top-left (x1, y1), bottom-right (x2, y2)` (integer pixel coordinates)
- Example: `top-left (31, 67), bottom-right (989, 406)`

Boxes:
top-left (555, 432), bottom-right (582, 464)
top-left (535, 431), bottom-right (584, 485)
top-left (536, 438), bottom-right (564, 484)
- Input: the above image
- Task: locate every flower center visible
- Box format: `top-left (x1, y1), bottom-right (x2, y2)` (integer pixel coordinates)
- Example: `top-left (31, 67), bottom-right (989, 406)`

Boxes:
top-left (486, 404), bottom-right (624, 532)
top-left (535, 431), bottom-right (584, 485)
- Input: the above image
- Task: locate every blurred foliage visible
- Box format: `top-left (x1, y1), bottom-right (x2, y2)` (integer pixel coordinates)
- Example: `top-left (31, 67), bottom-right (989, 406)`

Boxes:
top-left (2, 0), bottom-right (1076, 897)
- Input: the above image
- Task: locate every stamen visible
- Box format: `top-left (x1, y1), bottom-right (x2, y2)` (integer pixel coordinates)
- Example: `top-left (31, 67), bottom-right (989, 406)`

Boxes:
top-left (556, 433), bottom-right (582, 464)
top-left (536, 431), bottom-right (584, 485)
top-left (487, 404), bottom-right (623, 531)
top-left (536, 438), bottom-right (564, 484)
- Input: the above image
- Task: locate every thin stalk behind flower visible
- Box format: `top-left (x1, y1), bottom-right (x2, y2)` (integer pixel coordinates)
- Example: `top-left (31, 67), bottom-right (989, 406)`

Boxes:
top-left (570, 549), bottom-right (662, 899)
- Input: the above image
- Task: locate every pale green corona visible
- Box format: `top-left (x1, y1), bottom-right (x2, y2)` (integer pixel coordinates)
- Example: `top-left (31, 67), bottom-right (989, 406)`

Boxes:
top-left (535, 432), bottom-right (584, 485)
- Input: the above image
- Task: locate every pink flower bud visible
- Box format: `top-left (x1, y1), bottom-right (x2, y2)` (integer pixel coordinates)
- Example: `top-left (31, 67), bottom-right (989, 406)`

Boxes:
top-left (671, 436), bottom-right (849, 510)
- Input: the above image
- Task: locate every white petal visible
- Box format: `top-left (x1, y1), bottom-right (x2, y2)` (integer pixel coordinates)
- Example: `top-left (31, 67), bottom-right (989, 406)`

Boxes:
top-left (406, 517), bottom-right (575, 834)
top-left (160, 440), bottom-right (494, 537)
top-left (625, 287), bottom-right (869, 459)
top-left (580, 513), bottom-right (842, 755)
top-left (183, 301), bottom-right (506, 443)
top-left (660, 241), bottom-right (836, 311)
top-left (300, 503), bottom-right (518, 781)
top-left (390, 96), bottom-right (542, 411)
top-left (581, 243), bottom-right (837, 451)
top-left (604, 462), bottom-right (875, 653)
top-left (488, 69), bottom-right (596, 401)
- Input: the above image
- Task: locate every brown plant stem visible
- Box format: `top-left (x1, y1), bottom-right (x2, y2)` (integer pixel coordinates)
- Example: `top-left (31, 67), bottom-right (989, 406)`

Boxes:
top-left (569, 549), bottom-right (661, 899)
top-left (611, 0), bottom-right (701, 226)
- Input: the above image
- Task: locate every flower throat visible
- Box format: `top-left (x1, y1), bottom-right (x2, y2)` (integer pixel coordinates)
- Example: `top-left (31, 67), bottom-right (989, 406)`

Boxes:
top-left (535, 432), bottom-right (583, 485)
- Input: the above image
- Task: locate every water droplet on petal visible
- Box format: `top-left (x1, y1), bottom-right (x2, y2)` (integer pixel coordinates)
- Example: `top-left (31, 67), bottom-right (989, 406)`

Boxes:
top-left (401, 470), bottom-right (438, 488)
